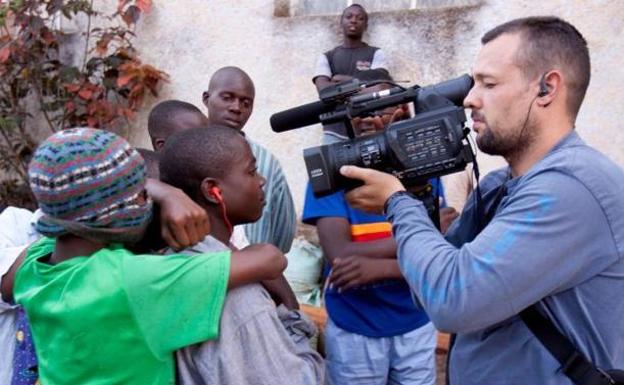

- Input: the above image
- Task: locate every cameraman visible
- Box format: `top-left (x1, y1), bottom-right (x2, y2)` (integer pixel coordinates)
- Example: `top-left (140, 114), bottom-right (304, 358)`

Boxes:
top-left (340, 17), bottom-right (624, 384)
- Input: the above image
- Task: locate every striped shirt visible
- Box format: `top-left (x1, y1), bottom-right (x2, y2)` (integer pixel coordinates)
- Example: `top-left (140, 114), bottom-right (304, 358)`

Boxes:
top-left (246, 140), bottom-right (296, 253)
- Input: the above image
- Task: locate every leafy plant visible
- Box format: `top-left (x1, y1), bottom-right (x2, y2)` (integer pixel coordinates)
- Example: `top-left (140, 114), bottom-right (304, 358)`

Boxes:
top-left (0, 0), bottom-right (168, 209)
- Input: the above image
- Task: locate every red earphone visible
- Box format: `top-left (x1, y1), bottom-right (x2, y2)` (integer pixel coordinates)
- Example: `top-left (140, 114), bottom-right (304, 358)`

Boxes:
top-left (210, 186), bottom-right (223, 201)
top-left (209, 186), bottom-right (233, 236)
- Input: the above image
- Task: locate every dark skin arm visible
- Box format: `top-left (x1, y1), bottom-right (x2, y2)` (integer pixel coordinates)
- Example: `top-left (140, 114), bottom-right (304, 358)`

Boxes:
top-left (330, 256), bottom-right (403, 292)
top-left (317, 216), bottom-right (399, 291)
top-left (314, 74), bottom-right (354, 93)
top-left (145, 178), bottom-right (210, 251)
top-left (261, 275), bottom-right (299, 310)
top-left (314, 76), bottom-right (332, 92)
top-left (228, 244), bottom-right (287, 289)
top-left (320, 208), bottom-right (457, 291)
top-left (316, 216), bottom-right (397, 263)
top-left (229, 242), bottom-right (298, 310)
top-left (1, 243), bottom-right (287, 303)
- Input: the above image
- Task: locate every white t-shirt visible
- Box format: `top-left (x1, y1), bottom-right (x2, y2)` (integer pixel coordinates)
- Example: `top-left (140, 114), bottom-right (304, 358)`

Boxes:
top-left (0, 207), bottom-right (42, 383)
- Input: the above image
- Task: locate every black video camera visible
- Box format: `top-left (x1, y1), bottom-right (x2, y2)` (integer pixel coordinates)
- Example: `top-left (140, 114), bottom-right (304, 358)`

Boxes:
top-left (270, 75), bottom-right (476, 197)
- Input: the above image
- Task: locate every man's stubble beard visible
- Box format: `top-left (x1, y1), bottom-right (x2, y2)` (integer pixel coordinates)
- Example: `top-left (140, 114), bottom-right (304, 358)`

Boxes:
top-left (477, 115), bottom-right (538, 162)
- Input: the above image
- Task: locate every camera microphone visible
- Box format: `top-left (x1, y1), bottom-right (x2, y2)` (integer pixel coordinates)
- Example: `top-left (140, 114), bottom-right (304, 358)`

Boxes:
top-left (270, 100), bottom-right (335, 133)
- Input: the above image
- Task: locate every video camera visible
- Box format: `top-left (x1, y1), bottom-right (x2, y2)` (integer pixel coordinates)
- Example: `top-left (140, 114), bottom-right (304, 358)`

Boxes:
top-left (270, 75), bottom-right (476, 197)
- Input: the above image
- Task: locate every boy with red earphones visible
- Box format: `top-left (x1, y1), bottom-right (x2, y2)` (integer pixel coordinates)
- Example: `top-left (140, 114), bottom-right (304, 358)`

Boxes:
top-left (159, 126), bottom-right (324, 385)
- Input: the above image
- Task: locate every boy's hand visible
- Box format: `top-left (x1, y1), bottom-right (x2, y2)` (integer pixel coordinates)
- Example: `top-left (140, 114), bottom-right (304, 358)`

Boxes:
top-left (329, 256), bottom-right (402, 292)
top-left (146, 179), bottom-right (210, 251)
top-left (261, 275), bottom-right (300, 310)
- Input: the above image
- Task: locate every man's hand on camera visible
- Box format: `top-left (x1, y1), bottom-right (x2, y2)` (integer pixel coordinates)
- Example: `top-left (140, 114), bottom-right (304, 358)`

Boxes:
top-left (340, 166), bottom-right (404, 214)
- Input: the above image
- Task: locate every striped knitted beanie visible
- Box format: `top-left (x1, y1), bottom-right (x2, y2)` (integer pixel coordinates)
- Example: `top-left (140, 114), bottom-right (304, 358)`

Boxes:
top-left (28, 128), bottom-right (152, 241)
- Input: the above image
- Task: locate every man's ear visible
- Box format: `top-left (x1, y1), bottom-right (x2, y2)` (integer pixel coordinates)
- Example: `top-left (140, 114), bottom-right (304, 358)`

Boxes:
top-left (200, 177), bottom-right (220, 204)
top-left (537, 70), bottom-right (562, 108)
top-left (202, 91), bottom-right (210, 107)
top-left (154, 138), bottom-right (166, 151)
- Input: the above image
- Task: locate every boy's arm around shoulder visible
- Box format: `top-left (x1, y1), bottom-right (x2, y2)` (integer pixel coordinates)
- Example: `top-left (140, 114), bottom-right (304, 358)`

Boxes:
top-left (229, 243), bottom-right (287, 289)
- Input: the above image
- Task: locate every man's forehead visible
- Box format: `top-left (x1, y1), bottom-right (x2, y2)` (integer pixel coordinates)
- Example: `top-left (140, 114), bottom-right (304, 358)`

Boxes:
top-left (473, 33), bottom-right (523, 78)
top-left (209, 73), bottom-right (254, 97)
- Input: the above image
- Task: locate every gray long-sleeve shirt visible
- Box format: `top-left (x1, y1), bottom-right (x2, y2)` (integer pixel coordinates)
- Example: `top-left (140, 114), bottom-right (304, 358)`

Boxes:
top-left (174, 236), bottom-right (324, 385)
top-left (387, 131), bottom-right (624, 384)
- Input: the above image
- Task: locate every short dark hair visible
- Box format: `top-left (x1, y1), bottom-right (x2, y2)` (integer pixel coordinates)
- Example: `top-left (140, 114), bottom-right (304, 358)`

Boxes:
top-left (147, 100), bottom-right (205, 144)
top-left (159, 126), bottom-right (246, 200)
top-left (482, 16), bottom-right (590, 118)
top-left (341, 3), bottom-right (368, 23)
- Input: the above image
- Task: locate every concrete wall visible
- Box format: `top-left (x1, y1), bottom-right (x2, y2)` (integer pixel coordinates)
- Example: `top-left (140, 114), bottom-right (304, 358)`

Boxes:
top-left (127, 0), bottom-right (624, 213)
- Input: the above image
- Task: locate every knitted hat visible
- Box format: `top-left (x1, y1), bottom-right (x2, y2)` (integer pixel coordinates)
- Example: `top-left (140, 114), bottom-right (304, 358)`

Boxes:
top-left (28, 128), bottom-right (152, 242)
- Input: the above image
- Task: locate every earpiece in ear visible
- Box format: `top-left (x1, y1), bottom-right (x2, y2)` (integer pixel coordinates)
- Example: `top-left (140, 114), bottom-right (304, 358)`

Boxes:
top-left (210, 186), bottom-right (223, 202)
top-left (538, 74), bottom-right (548, 97)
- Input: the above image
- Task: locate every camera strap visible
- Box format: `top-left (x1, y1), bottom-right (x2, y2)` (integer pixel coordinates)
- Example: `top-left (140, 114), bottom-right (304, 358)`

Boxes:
top-left (520, 304), bottom-right (620, 385)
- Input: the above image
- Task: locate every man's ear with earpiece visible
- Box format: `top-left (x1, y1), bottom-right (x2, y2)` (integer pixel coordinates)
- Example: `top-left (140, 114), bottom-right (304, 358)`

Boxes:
top-left (536, 70), bottom-right (562, 107)
top-left (200, 178), bottom-right (222, 204)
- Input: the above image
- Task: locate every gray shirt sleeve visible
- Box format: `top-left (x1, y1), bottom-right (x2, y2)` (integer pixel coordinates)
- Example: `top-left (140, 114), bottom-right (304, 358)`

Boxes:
top-left (388, 170), bottom-right (618, 333)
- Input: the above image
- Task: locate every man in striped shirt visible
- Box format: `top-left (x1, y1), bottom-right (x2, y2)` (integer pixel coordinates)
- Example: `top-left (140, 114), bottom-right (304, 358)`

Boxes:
top-left (202, 67), bottom-right (296, 253)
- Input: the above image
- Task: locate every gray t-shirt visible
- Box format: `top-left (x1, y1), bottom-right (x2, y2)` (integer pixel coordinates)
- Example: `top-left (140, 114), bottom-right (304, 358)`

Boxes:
top-left (174, 236), bottom-right (324, 385)
top-left (387, 131), bottom-right (624, 384)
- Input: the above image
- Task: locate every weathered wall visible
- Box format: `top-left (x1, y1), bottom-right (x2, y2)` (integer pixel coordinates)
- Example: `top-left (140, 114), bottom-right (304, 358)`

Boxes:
top-left (127, 0), bottom-right (624, 213)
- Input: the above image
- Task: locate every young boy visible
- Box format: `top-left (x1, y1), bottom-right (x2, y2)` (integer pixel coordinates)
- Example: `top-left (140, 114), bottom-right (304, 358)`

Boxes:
top-left (159, 126), bottom-right (324, 385)
top-left (147, 99), bottom-right (209, 152)
top-left (7, 127), bottom-right (287, 385)
top-left (146, 98), bottom-right (250, 249)
top-left (303, 75), bottom-right (448, 385)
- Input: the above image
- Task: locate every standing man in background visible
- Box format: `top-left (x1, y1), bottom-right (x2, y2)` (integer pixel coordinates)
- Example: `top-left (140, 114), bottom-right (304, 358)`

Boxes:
top-left (203, 67), bottom-right (296, 253)
top-left (313, 3), bottom-right (390, 144)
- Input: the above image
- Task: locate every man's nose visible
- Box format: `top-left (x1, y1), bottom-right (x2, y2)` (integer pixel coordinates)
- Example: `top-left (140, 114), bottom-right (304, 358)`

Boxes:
top-left (463, 86), bottom-right (479, 109)
top-left (228, 99), bottom-right (241, 113)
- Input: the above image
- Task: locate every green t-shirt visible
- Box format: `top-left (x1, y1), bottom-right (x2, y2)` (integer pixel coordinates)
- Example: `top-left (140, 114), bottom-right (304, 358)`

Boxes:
top-left (13, 237), bottom-right (231, 385)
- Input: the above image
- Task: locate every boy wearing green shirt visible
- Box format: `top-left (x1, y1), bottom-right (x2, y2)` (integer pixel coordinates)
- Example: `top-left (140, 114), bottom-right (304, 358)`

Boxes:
top-left (10, 128), bottom-right (286, 385)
